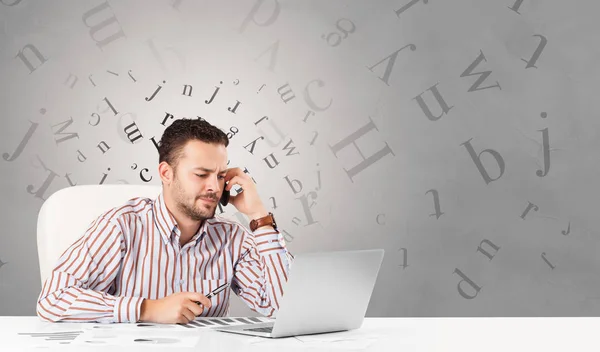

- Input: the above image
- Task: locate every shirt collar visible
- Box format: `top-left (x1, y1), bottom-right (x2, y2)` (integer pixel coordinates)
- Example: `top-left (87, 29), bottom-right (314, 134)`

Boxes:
top-left (153, 192), bottom-right (211, 245)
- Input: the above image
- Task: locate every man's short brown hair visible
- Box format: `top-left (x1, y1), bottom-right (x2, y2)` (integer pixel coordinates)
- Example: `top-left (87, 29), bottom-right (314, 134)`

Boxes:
top-left (158, 118), bottom-right (229, 168)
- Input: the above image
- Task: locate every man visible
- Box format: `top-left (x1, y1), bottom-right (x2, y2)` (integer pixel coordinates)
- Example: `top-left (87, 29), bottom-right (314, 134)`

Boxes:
top-left (36, 118), bottom-right (293, 324)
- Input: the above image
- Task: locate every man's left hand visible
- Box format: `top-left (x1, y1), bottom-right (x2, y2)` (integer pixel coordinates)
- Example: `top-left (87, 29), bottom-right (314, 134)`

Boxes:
top-left (224, 168), bottom-right (268, 220)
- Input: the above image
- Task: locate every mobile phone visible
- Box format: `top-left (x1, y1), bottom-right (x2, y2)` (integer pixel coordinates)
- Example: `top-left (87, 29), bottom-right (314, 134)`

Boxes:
top-left (220, 182), bottom-right (230, 206)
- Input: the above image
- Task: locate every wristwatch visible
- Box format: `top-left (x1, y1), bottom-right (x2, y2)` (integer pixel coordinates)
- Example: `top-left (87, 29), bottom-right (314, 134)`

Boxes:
top-left (250, 212), bottom-right (277, 232)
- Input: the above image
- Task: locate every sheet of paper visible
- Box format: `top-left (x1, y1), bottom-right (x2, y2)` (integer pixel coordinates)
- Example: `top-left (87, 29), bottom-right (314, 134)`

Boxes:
top-left (179, 316), bottom-right (273, 329)
top-left (10, 327), bottom-right (86, 349)
top-left (71, 329), bottom-right (200, 348)
top-left (70, 316), bottom-right (273, 347)
top-left (292, 326), bottom-right (411, 351)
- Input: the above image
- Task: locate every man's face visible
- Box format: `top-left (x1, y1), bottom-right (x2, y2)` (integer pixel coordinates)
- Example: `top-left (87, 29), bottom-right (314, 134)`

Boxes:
top-left (169, 140), bottom-right (228, 221)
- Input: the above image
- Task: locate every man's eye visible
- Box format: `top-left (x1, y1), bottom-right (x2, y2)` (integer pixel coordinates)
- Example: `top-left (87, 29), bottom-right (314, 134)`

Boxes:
top-left (218, 175), bottom-right (226, 180)
top-left (195, 174), bottom-right (206, 178)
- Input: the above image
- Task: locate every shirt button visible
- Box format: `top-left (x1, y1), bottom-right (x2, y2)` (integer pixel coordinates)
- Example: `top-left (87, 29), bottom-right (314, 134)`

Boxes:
top-left (180, 279), bottom-right (186, 285)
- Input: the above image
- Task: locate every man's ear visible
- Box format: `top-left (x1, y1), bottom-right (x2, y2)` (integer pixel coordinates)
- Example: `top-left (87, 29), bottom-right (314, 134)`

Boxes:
top-left (158, 161), bottom-right (174, 185)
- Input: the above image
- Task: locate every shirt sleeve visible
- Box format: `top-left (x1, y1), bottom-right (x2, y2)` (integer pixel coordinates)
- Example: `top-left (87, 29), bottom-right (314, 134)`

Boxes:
top-left (36, 216), bottom-right (143, 323)
top-left (230, 225), bottom-right (294, 317)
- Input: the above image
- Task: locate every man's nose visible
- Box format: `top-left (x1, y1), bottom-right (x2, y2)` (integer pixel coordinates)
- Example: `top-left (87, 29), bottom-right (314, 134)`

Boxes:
top-left (206, 176), bottom-right (221, 193)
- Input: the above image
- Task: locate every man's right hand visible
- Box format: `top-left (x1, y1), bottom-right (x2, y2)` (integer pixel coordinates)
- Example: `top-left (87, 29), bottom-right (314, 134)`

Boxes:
top-left (139, 292), bottom-right (212, 324)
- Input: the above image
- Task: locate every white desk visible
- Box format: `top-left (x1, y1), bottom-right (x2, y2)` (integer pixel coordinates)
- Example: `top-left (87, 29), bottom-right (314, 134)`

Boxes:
top-left (0, 316), bottom-right (595, 351)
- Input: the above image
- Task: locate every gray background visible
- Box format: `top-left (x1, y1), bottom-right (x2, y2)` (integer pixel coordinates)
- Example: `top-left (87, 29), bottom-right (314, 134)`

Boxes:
top-left (1, 0), bottom-right (599, 317)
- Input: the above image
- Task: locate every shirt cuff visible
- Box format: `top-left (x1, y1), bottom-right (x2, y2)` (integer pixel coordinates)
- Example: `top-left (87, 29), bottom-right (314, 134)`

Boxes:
top-left (253, 228), bottom-right (287, 254)
top-left (113, 296), bottom-right (144, 323)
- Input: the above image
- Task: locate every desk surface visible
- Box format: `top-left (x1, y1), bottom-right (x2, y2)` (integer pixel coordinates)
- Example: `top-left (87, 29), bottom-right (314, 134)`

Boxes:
top-left (0, 316), bottom-right (595, 352)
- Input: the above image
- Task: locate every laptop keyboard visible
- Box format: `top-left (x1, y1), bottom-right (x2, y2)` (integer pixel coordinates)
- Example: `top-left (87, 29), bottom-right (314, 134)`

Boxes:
top-left (244, 326), bottom-right (273, 333)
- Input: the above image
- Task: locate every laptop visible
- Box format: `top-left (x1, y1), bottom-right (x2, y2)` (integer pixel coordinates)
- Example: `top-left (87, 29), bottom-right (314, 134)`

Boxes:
top-left (214, 249), bottom-right (384, 338)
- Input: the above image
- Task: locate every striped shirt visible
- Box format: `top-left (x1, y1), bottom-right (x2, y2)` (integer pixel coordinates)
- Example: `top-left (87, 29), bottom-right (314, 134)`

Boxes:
top-left (36, 192), bottom-right (294, 323)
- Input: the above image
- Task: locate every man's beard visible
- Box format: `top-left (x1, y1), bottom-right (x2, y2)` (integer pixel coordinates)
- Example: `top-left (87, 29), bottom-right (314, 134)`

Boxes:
top-left (173, 176), bottom-right (218, 221)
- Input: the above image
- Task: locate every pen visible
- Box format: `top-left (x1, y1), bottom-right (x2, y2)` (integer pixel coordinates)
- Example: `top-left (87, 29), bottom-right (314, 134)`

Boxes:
top-left (195, 282), bottom-right (230, 306)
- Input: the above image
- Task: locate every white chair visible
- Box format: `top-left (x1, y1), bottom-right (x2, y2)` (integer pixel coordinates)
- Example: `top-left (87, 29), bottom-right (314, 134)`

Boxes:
top-left (36, 184), bottom-right (258, 317)
top-left (36, 184), bottom-right (162, 287)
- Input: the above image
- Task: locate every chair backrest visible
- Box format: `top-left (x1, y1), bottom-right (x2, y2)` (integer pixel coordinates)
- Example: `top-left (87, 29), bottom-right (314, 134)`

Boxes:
top-left (36, 184), bottom-right (162, 286)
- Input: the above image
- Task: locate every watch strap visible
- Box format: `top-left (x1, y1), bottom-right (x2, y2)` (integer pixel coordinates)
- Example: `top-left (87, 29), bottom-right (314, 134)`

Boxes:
top-left (250, 212), bottom-right (277, 232)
